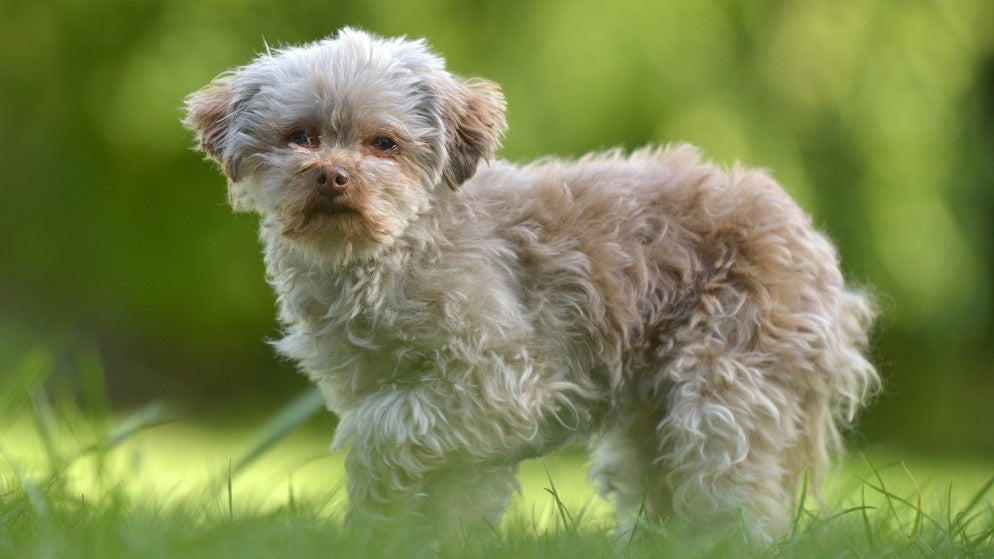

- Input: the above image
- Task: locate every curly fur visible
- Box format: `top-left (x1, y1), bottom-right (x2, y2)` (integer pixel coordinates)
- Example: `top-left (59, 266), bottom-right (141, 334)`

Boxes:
top-left (184, 28), bottom-right (878, 541)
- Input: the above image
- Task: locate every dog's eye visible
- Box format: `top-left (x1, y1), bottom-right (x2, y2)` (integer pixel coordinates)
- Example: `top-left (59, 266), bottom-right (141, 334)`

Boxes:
top-left (371, 136), bottom-right (398, 153)
top-left (287, 131), bottom-right (310, 147)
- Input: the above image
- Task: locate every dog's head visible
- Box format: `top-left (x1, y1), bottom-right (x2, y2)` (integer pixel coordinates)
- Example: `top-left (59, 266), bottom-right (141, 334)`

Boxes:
top-left (183, 28), bottom-right (506, 261)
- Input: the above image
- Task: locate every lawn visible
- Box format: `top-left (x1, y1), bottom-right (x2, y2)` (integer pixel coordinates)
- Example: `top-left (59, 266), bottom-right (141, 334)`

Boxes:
top-left (2, 351), bottom-right (992, 558)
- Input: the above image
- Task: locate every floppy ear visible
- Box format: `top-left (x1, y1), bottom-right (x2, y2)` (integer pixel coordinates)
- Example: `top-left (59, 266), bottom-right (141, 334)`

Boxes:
top-left (183, 77), bottom-right (244, 181)
top-left (437, 78), bottom-right (507, 190)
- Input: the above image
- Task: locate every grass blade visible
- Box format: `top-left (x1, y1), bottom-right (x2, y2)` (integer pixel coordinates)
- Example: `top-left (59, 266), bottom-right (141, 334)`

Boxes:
top-left (102, 401), bottom-right (169, 450)
top-left (954, 475), bottom-right (994, 525)
top-left (227, 389), bottom-right (325, 479)
top-left (861, 483), bottom-right (874, 547)
top-left (627, 483), bottom-right (649, 546)
top-left (28, 386), bottom-right (61, 472)
top-left (789, 470), bottom-right (809, 541)
top-left (228, 460), bottom-right (234, 522)
top-left (902, 462), bottom-right (923, 541)
top-left (863, 455), bottom-right (904, 533)
top-left (1, 345), bottom-right (55, 419)
top-left (19, 477), bottom-right (50, 520)
top-left (953, 475), bottom-right (994, 546)
top-left (544, 469), bottom-right (573, 530)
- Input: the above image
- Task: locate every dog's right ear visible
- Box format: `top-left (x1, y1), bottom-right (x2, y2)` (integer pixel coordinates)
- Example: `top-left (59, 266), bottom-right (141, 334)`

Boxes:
top-left (183, 77), bottom-right (242, 180)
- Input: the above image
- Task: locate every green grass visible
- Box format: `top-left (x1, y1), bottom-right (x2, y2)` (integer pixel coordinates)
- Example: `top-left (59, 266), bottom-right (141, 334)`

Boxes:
top-left (2, 346), bottom-right (992, 558)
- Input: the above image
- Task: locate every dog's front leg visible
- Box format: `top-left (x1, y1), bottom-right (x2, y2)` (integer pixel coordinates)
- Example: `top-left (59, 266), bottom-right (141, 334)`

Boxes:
top-left (339, 381), bottom-right (522, 536)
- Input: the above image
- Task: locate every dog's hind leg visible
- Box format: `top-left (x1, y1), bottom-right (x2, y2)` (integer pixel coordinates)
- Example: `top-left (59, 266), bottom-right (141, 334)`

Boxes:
top-left (653, 340), bottom-right (810, 542)
top-left (590, 407), bottom-right (674, 538)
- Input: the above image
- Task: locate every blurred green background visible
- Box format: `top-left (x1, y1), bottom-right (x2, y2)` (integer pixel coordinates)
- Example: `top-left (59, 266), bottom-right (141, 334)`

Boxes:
top-left (1, 0), bottom-right (991, 456)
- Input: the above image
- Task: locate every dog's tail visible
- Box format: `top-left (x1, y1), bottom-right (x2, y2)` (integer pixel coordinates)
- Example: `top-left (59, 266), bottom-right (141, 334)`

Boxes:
top-left (831, 289), bottom-right (880, 424)
top-left (809, 287), bottom-right (881, 501)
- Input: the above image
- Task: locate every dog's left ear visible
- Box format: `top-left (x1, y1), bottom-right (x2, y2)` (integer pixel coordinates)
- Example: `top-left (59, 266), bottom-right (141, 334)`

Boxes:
top-left (438, 78), bottom-right (507, 190)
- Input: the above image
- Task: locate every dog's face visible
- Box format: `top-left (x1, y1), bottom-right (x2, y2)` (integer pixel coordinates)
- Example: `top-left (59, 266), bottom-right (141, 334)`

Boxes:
top-left (184, 28), bottom-right (506, 261)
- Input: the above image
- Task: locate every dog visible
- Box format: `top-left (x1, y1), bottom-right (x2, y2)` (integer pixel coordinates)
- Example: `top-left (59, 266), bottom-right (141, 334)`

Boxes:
top-left (183, 28), bottom-right (878, 542)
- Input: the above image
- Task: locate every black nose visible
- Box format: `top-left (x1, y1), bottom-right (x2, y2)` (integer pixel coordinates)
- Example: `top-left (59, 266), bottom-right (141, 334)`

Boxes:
top-left (315, 165), bottom-right (349, 194)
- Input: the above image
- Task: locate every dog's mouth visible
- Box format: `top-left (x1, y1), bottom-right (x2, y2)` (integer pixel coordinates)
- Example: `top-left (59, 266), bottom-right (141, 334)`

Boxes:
top-left (304, 194), bottom-right (361, 217)
top-left (281, 192), bottom-right (370, 242)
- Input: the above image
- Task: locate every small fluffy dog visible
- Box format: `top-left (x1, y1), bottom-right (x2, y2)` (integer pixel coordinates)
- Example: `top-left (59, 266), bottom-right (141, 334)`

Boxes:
top-left (184, 28), bottom-right (878, 541)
